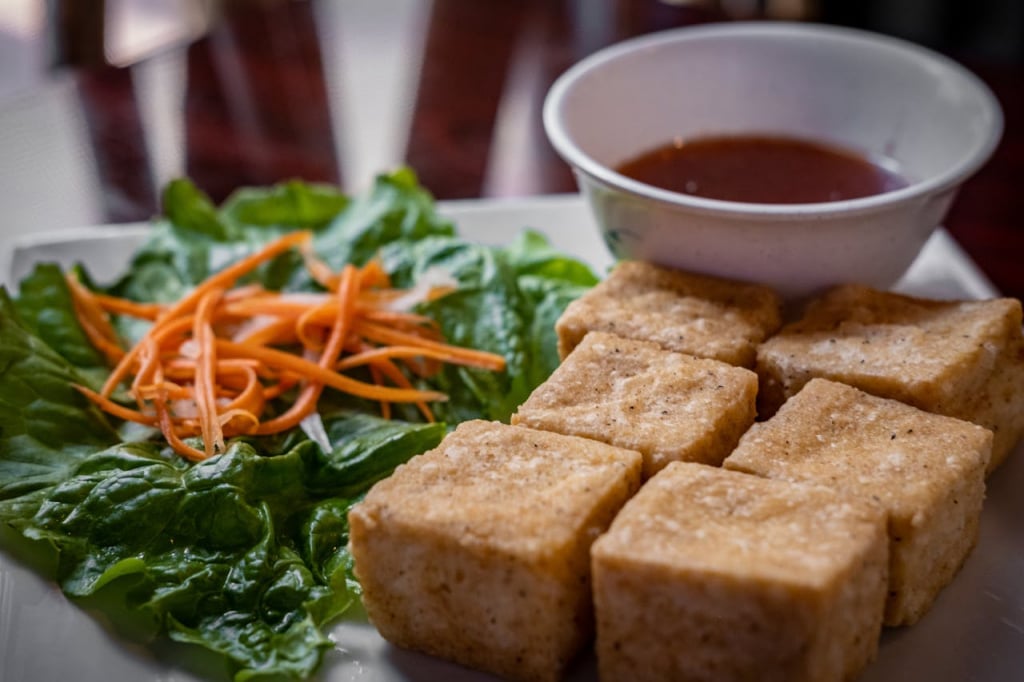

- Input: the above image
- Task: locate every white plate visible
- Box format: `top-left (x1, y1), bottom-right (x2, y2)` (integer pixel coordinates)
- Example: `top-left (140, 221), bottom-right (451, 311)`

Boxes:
top-left (1, 195), bottom-right (1022, 682)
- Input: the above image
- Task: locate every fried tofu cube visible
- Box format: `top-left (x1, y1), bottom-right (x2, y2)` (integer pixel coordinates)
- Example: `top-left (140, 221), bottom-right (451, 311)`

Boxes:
top-left (724, 378), bottom-right (992, 626)
top-left (556, 261), bottom-right (781, 367)
top-left (951, 334), bottom-right (1024, 472)
top-left (512, 331), bottom-right (758, 478)
top-left (756, 284), bottom-right (1024, 472)
top-left (348, 420), bottom-right (643, 682)
top-left (592, 462), bottom-right (888, 682)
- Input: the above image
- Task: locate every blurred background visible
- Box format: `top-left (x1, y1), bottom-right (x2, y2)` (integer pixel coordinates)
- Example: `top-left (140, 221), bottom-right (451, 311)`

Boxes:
top-left (0, 0), bottom-right (1020, 295)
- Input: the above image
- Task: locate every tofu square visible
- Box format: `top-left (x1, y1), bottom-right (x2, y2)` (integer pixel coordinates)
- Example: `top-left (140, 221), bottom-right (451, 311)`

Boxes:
top-left (348, 420), bottom-right (643, 682)
top-left (512, 331), bottom-right (758, 478)
top-left (724, 378), bottom-right (992, 626)
top-left (556, 260), bottom-right (781, 367)
top-left (756, 284), bottom-right (1024, 472)
top-left (592, 462), bottom-right (888, 682)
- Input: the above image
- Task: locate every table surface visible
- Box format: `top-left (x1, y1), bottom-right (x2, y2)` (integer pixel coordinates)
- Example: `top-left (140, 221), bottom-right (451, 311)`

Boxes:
top-left (1, 0), bottom-right (1021, 299)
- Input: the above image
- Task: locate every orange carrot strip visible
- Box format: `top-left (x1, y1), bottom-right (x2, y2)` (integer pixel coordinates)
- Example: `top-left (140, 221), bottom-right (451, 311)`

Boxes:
top-left (358, 258), bottom-right (391, 288)
top-left (221, 293), bottom-right (330, 318)
top-left (222, 284), bottom-right (267, 302)
top-left (335, 345), bottom-right (478, 371)
top-left (101, 232), bottom-right (310, 397)
top-left (295, 305), bottom-right (330, 351)
top-left (302, 243), bottom-right (339, 290)
top-left (222, 366), bottom-right (263, 414)
top-left (77, 382), bottom-right (202, 429)
top-left (288, 303), bottom-right (444, 342)
top-left (92, 293), bottom-right (164, 320)
top-left (157, 404), bottom-right (207, 461)
top-left (215, 366), bottom-right (263, 436)
top-left (100, 316), bottom-right (192, 396)
top-left (163, 358), bottom-right (261, 375)
top-left (356, 289), bottom-right (405, 305)
top-left (218, 408), bottom-right (260, 435)
top-left (76, 315), bottom-right (126, 364)
top-left (233, 317), bottom-right (297, 347)
top-left (76, 385), bottom-right (159, 426)
top-left (150, 359), bottom-right (208, 461)
top-left (367, 364), bottom-right (391, 420)
top-left (253, 384), bottom-right (320, 436)
top-left (131, 338), bottom-right (164, 413)
top-left (262, 376), bottom-right (299, 400)
top-left (281, 300), bottom-right (372, 331)
top-left (155, 231), bottom-right (311, 327)
top-left (255, 264), bottom-right (360, 435)
top-left (355, 320), bottom-right (506, 371)
top-left (135, 381), bottom-right (193, 401)
top-left (135, 381), bottom-right (233, 402)
top-left (65, 274), bottom-right (121, 342)
top-left (193, 287), bottom-right (226, 458)
top-left (371, 357), bottom-right (434, 422)
top-left (65, 275), bottom-right (125, 364)
top-left (151, 316), bottom-right (194, 347)
top-left (303, 252), bottom-right (390, 292)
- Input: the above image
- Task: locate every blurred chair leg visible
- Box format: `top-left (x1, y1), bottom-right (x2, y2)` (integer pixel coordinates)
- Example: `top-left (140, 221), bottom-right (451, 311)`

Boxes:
top-left (49, 0), bottom-right (107, 67)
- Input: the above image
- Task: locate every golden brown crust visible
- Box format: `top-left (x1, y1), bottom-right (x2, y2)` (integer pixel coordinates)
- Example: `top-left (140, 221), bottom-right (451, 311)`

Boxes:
top-left (514, 331), bottom-right (758, 478)
top-left (592, 462), bottom-right (888, 682)
top-left (724, 379), bottom-right (991, 625)
top-left (755, 284), bottom-right (1023, 472)
top-left (556, 260), bottom-right (782, 367)
top-left (349, 420), bottom-right (642, 682)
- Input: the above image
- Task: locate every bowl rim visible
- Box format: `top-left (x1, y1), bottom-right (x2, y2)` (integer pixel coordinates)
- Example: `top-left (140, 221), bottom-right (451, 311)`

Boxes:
top-left (542, 21), bottom-right (1004, 218)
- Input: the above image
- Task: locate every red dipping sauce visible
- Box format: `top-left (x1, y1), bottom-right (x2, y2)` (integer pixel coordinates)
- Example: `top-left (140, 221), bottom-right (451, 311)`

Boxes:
top-left (615, 135), bottom-right (908, 204)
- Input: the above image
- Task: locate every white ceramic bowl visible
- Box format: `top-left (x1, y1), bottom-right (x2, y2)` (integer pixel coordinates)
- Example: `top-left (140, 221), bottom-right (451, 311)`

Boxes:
top-left (543, 22), bottom-right (1003, 298)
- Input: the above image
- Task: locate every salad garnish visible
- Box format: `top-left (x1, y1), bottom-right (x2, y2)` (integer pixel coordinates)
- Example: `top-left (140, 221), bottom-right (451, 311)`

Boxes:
top-left (65, 229), bottom-right (505, 462)
top-left (0, 170), bottom-right (597, 680)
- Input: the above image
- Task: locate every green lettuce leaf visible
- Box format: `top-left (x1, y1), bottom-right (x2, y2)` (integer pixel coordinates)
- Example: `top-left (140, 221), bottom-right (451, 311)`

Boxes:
top-left (312, 167), bottom-right (455, 269)
top-left (377, 230), bottom-right (598, 422)
top-left (12, 263), bottom-right (117, 389)
top-left (0, 289), bottom-right (118, 517)
top-left (9, 410), bottom-right (443, 680)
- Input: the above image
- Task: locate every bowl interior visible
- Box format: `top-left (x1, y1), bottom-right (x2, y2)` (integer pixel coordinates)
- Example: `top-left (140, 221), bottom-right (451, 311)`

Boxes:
top-left (551, 24), bottom-right (1001, 189)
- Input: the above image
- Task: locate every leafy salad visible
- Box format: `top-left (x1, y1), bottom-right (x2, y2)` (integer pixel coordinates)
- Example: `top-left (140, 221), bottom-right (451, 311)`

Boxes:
top-left (0, 169), bottom-right (598, 680)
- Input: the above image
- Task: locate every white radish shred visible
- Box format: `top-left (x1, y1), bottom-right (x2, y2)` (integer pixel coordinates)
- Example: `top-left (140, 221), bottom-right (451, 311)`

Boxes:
top-left (171, 399), bottom-right (199, 418)
top-left (384, 266), bottom-right (457, 312)
top-left (300, 411), bottom-right (332, 454)
top-left (179, 339), bottom-right (200, 360)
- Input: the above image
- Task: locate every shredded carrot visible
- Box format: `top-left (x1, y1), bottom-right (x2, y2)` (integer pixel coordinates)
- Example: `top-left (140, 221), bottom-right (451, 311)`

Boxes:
top-left (77, 315), bottom-right (127, 364)
top-left (76, 384), bottom-right (159, 426)
top-left (65, 273), bottom-right (126, 364)
top-left (254, 264), bottom-right (358, 435)
top-left (193, 287), bottom-right (225, 458)
top-left (359, 308), bottom-right (439, 328)
top-left (336, 345), bottom-right (477, 371)
top-left (355, 320), bottom-right (507, 371)
top-left (262, 377), bottom-right (299, 400)
top-left (301, 242), bottom-right (338, 290)
top-left (100, 232), bottom-right (312, 398)
top-left (159, 231), bottom-right (311, 323)
top-left (367, 364), bottom-right (391, 419)
top-left (92, 293), bottom-right (164, 320)
top-left (371, 357), bottom-right (435, 422)
top-left (154, 366), bottom-right (207, 463)
top-left (69, 233), bottom-right (506, 461)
